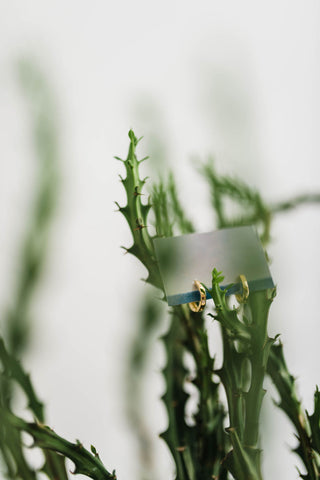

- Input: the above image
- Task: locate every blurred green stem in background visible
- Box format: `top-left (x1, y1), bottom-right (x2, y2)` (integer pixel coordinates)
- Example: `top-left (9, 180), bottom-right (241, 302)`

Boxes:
top-left (125, 293), bottom-right (162, 480)
top-left (5, 58), bottom-right (59, 356)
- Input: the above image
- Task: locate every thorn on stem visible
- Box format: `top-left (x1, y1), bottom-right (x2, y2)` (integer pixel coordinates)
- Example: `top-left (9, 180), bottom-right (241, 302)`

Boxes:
top-left (133, 186), bottom-right (143, 197)
top-left (114, 201), bottom-right (122, 212)
top-left (134, 218), bottom-right (147, 231)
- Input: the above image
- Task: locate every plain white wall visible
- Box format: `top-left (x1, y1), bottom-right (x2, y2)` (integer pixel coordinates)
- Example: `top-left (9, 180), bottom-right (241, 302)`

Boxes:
top-left (1, 1), bottom-right (320, 479)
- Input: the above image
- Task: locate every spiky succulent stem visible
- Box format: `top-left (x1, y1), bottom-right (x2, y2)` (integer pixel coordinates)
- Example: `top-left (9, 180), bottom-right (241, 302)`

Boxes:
top-left (267, 343), bottom-right (320, 479)
top-left (118, 132), bottom-right (228, 479)
top-left (160, 307), bottom-right (194, 480)
top-left (118, 131), bottom-right (320, 479)
top-left (205, 269), bottom-right (277, 480)
top-left (115, 130), bottom-right (162, 290)
top-left (0, 334), bottom-right (116, 480)
top-left (0, 410), bottom-right (116, 480)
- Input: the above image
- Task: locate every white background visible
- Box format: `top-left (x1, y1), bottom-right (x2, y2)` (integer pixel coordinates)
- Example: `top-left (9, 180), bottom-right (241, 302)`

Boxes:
top-left (1, 1), bottom-right (320, 479)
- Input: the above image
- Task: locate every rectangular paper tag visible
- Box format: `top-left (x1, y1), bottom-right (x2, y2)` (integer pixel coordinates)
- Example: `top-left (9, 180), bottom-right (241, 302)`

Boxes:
top-left (153, 226), bottom-right (274, 306)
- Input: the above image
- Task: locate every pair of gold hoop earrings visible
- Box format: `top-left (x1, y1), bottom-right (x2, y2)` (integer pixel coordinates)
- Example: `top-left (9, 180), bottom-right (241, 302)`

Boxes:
top-left (188, 275), bottom-right (249, 312)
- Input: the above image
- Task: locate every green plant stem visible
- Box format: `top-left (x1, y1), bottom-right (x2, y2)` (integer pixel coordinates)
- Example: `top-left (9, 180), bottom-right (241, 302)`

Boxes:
top-left (220, 331), bottom-right (245, 441)
top-left (267, 344), bottom-right (320, 479)
top-left (307, 387), bottom-right (320, 463)
top-left (0, 336), bottom-right (69, 480)
top-left (270, 194), bottom-right (320, 214)
top-left (0, 409), bottom-right (117, 480)
top-left (116, 130), bottom-right (162, 290)
top-left (160, 309), bottom-right (194, 480)
top-left (125, 294), bottom-right (161, 479)
top-left (243, 291), bottom-right (274, 448)
top-left (6, 59), bottom-right (59, 356)
top-left (207, 271), bottom-right (276, 480)
top-left (0, 59), bottom-right (65, 480)
top-left (179, 306), bottom-right (228, 479)
top-left (219, 330), bottom-right (254, 480)
top-left (117, 131), bottom-right (320, 480)
top-left (0, 421), bottom-right (38, 480)
top-left (0, 338), bottom-right (44, 421)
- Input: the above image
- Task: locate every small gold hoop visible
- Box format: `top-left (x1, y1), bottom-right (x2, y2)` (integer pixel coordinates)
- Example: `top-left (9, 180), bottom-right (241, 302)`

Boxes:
top-left (235, 274), bottom-right (249, 303)
top-left (189, 280), bottom-right (206, 312)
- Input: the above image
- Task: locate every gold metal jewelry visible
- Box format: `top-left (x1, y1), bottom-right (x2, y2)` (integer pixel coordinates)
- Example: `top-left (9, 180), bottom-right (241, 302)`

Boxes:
top-left (189, 280), bottom-right (206, 312)
top-left (235, 274), bottom-right (249, 303)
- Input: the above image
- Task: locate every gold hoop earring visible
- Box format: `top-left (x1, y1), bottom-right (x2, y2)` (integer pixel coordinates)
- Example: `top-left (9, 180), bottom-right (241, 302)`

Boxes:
top-left (189, 280), bottom-right (206, 312)
top-left (235, 274), bottom-right (249, 303)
